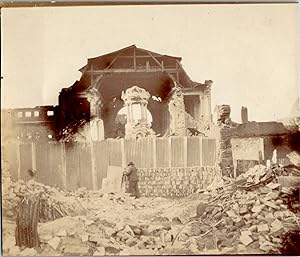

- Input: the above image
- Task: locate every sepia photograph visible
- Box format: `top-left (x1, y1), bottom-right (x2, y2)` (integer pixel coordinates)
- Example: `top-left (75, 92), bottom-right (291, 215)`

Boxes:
top-left (1, 2), bottom-right (300, 256)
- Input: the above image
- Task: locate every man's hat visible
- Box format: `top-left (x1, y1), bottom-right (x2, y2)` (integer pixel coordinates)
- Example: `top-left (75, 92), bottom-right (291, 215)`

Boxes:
top-left (128, 162), bottom-right (134, 166)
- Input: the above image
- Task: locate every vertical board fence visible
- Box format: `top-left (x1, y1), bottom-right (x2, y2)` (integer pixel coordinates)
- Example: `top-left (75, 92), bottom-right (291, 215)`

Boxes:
top-left (2, 136), bottom-right (217, 191)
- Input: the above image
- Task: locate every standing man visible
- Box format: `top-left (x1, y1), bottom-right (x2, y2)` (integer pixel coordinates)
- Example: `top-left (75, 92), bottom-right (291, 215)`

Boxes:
top-left (123, 162), bottom-right (139, 198)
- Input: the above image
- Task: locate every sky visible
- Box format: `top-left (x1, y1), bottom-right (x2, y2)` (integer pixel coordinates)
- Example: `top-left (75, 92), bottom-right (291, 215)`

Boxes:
top-left (1, 4), bottom-right (299, 123)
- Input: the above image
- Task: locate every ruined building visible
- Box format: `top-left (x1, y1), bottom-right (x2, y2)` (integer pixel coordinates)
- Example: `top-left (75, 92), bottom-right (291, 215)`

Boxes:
top-left (2, 45), bottom-right (213, 142)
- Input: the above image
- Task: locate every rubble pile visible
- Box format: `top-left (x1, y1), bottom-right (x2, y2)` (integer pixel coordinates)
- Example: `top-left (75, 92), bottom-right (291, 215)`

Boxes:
top-left (3, 193), bottom-right (196, 256)
top-left (178, 164), bottom-right (300, 254)
top-left (2, 163), bottom-right (300, 255)
top-left (2, 179), bottom-right (86, 221)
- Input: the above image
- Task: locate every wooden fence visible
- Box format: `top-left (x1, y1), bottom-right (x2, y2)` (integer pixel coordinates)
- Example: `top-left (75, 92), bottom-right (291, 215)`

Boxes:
top-left (2, 136), bottom-right (217, 190)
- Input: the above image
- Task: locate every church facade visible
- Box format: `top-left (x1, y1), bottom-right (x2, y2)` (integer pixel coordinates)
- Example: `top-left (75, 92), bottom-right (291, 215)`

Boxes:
top-left (2, 45), bottom-right (213, 142)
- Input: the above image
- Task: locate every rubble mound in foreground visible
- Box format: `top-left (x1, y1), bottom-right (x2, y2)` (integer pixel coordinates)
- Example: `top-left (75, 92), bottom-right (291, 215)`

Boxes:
top-left (2, 163), bottom-right (300, 255)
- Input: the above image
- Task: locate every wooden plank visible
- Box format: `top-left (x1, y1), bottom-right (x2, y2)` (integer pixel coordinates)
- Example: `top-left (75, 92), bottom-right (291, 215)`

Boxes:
top-left (202, 138), bottom-right (217, 166)
top-left (183, 136), bottom-right (187, 167)
top-left (19, 143), bottom-right (33, 180)
top-left (48, 143), bottom-right (64, 188)
top-left (61, 143), bottom-right (67, 189)
top-left (125, 138), bottom-right (140, 168)
top-left (78, 143), bottom-right (93, 190)
top-left (171, 137), bottom-right (184, 167)
top-left (35, 142), bottom-right (49, 185)
top-left (121, 138), bottom-right (126, 167)
top-left (90, 141), bottom-right (97, 190)
top-left (156, 138), bottom-right (169, 167)
top-left (94, 140), bottom-right (109, 189)
top-left (108, 139), bottom-right (122, 166)
top-left (65, 142), bottom-right (80, 190)
top-left (31, 142), bottom-right (36, 172)
top-left (187, 137), bottom-right (201, 167)
top-left (139, 137), bottom-right (154, 168)
top-left (153, 137), bottom-right (157, 168)
top-left (199, 137), bottom-right (203, 166)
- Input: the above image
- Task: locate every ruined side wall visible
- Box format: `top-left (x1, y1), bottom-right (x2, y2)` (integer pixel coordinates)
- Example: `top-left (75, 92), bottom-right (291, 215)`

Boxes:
top-left (216, 123), bottom-right (299, 178)
top-left (137, 166), bottom-right (221, 198)
top-left (217, 128), bottom-right (235, 177)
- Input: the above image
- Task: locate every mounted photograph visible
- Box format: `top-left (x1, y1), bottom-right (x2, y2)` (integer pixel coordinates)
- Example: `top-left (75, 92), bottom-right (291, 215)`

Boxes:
top-left (1, 3), bottom-right (300, 256)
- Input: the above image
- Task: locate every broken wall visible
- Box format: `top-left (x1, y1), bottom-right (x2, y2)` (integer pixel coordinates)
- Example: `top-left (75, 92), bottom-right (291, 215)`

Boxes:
top-left (216, 121), bottom-right (300, 177)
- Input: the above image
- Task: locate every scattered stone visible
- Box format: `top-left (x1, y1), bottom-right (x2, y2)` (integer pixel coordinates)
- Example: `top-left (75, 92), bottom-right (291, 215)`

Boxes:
top-left (54, 229), bottom-right (66, 237)
top-left (125, 237), bottom-right (137, 247)
top-left (251, 204), bottom-right (265, 213)
top-left (93, 246), bottom-right (105, 256)
top-left (96, 246), bottom-right (105, 254)
top-left (271, 219), bottom-right (283, 231)
top-left (133, 227), bottom-right (142, 235)
top-left (105, 246), bottom-right (120, 255)
top-left (123, 225), bottom-right (135, 237)
top-left (80, 233), bottom-right (89, 243)
top-left (237, 243), bottom-right (247, 253)
top-left (239, 205), bottom-right (248, 215)
top-left (226, 210), bottom-right (238, 218)
top-left (115, 223), bottom-right (124, 232)
top-left (63, 244), bottom-right (90, 256)
top-left (248, 225), bottom-right (257, 232)
top-left (89, 235), bottom-right (104, 244)
top-left (266, 182), bottom-right (281, 190)
top-left (39, 233), bottom-right (53, 243)
top-left (240, 234), bottom-right (253, 246)
top-left (241, 230), bottom-right (252, 237)
top-left (47, 236), bottom-right (61, 250)
top-left (257, 224), bottom-right (269, 232)
top-left (85, 219), bottom-right (94, 226)
top-left (19, 247), bottom-right (37, 256)
top-left (119, 248), bottom-right (131, 255)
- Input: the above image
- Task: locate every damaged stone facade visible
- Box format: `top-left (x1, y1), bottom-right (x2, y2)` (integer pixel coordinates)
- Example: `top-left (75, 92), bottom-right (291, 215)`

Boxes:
top-left (168, 87), bottom-right (186, 136)
top-left (2, 45), bottom-right (213, 142)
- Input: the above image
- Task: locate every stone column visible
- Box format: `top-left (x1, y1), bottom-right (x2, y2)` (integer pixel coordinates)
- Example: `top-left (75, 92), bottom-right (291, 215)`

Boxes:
top-left (168, 87), bottom-right (186, 136)
top-left (84, 88), bottom-right (104, 141)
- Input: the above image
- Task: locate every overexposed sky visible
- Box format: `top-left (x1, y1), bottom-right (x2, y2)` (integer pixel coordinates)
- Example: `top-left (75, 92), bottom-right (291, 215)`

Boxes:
top-left (1, 4), bottom-right (299, 122)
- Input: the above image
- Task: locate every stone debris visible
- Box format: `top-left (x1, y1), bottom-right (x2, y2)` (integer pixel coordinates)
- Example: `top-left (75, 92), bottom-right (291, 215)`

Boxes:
top-left (2, 162), bottom-right (300, 255)
top-left (47, 236), bottom-right (61, 250)
top-left (240, 233), bottom-right (253, 246)
top-left (2, 179), bottom-right (87, 221)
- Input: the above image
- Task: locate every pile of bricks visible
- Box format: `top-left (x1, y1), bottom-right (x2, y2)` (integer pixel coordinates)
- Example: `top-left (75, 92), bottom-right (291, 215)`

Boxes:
top-left (187, 164), bottom-right (300, 254)
top-left (138, 166), bottom-right (221, 197)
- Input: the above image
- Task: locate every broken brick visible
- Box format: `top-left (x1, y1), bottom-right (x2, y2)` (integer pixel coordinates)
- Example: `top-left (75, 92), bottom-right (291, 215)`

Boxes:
top-left (257, 224), bottom-right (269, 232)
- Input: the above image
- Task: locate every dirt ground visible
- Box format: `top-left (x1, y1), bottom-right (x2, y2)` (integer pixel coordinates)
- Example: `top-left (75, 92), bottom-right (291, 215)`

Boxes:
top-left (2, 192), bottom-right (206, 256)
